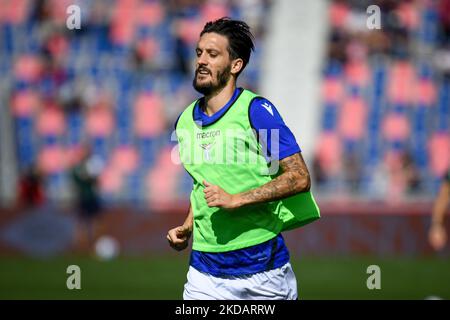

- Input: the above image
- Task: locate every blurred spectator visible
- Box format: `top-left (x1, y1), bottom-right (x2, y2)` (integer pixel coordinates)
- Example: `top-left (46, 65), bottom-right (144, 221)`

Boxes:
top-left (17, 165), bottom-right (44, 209)
top-left (343, 151), bottom-right (362, 193)
top-left (70, 145), bottom-right (103, 250)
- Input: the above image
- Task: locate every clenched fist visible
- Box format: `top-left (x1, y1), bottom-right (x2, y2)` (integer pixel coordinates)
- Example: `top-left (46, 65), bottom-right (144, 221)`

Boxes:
top-left (203, 180), bottom-right (240, 209)
top-left (167, 224), bottom-right (192, 251)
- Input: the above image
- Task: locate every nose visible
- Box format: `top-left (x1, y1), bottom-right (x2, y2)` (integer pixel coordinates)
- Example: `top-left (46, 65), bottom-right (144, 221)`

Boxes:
top-left (197, 52), bottom-right (208, 67)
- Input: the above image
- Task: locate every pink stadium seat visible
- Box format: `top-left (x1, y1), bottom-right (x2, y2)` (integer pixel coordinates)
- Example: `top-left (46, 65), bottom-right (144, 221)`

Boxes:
top-left (86, 107), bottom-right (114, 137)
top-left (136, 37), bottom-right (160, 61)
top-left (137, 1), bottom-right (165, 27)
top-left (382, 113), bottom-right (411, 141)
top-left (38, 146), bottom-right (66, 174)
top-left (36, 106), bottom-right (66, 136)
top-left (201, 2), bottom-right (229, 22)
top-left (134, 92), bottom-right (165, 137)
top-left (315, 131), bottom-right (342, 176)
top-left (387, 61), bottom-right (416, 105)
top-left (146, 146), bottom-right (183, 205)
top-left (344, 61), bottom-right (369, 87)
top-left (110, 18), bottom-right (135, 45)
top-left (395, 2), bottom-right (420, 30)
top-left (415, 79), bottom-right (437, 106)
top-left (48, 0), bottom-right (73, 24)
top-left (99, 165), bottom-right (123, 194)
top-left (322, 77), bottom-right (344, 104)
top-left (111, 146), bottom-right (139, 174)
top-left (0, 0), bottom-right (29, 24)
top-left (428, 133), bottom-right (450, 177)
top-left (45, 34), bottom-right (69, 60)
top-left (14, 55), bottom-right (43, 82)
top-left (65, 145), bottom-right (84, 168)
top-left (110, 0), bottom-right (137, 45)
top-left (11, 90), bottom-right (40, 117)
top-left (338, 97), bottom-right (367, 140)
top-left (329, 1), bottom-right (350, 28)
top-left (177, 18), bottom-right (204, 45)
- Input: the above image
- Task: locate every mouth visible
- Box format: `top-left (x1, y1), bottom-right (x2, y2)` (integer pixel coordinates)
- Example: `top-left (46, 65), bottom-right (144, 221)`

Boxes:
top-left (196, 68), bottom-right (211, 76)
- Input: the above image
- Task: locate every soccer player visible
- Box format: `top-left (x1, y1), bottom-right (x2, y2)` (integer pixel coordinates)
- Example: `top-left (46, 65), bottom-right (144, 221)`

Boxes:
top-left (167, 17), bottom-right (320, 300)
top-left (428, 168), bottom-right (450, 251)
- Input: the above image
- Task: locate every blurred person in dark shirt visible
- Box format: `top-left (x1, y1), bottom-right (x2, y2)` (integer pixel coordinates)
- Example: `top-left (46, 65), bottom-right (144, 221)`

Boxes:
top-left (71, 146), bottom-right (103, 251)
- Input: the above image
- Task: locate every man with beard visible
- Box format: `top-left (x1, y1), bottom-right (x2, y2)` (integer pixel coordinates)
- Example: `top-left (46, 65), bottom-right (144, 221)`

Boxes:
top-left (167, 18), bottom-right (320, 300)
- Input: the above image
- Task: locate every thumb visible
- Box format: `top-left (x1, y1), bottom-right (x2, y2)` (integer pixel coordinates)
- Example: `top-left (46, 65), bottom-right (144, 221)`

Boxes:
top-left (176, 225), bottom-right (188, 235)
top-left (203, 180), bottom-right (211, 187)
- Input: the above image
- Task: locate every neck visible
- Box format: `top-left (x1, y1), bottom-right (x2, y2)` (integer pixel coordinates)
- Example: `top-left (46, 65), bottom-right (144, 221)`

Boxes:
top-left (203, 81), bottom-right (236, 116)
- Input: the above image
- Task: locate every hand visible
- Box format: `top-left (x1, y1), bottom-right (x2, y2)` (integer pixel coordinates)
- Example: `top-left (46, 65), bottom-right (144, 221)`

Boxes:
top-left (428, 224), bottom-right (447, 251)
top-left (203, 180), bottom-right (239, 209)
top-left (167, 224), bottom-right (192, 251)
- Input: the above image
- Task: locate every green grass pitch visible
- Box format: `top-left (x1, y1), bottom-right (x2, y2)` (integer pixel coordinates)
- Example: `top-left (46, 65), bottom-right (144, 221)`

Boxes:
top-left (1, 254), bottom-right (449, 300)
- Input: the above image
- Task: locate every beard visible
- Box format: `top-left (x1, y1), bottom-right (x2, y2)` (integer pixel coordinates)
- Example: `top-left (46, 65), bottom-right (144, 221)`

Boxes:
top-left (193, 65), bottom-right (231, 96)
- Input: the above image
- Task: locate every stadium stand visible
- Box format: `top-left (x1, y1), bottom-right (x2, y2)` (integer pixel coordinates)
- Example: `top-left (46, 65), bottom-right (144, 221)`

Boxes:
top-left (315, 0), bottom-right (450, 200)
top-left (1, 0), bottom-right (271, 208)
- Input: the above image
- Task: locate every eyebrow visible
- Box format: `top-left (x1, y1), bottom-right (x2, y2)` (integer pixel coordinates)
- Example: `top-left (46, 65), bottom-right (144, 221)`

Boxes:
top-left (196, 47), bottom-right (220, 54)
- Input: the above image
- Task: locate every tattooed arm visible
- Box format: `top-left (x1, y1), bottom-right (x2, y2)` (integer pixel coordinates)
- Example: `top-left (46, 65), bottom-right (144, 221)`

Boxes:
top-left (203, 152), bottom-right (311, 209)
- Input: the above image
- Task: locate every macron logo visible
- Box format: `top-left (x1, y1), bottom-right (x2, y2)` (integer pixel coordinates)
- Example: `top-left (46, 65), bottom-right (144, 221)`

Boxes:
top-left (261, 102), bottom-right (274, 116)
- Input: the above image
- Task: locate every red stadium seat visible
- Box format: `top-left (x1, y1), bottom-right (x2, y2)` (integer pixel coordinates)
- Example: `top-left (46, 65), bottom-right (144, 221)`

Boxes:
top-left (395, 2), bottom-right (420, 31)
top-left (86, 107), bottom-right (114, 137)
top-left (38, 146), bottom-right (67, 174)
top-left (428, 133), bottom-right (450, 177)
top-left (14, 55), bottom-right (43, 82)
top-left (0, 0), bottom-right (29, 24)
top-left (137, 1), bottom-right (165, 27)
top-left (382, 113), bottom-right (411, 142)
top-left (111, 146), bottom-right (139, 174)
top-left (134, 92), bottom-right (165, 138)
top-left (110, 0), bottom-right (137, 45)
top-left (344, 60), bottom-right (369, 87)
top-left (201, 2), bottom-right (229, 22)
top-left (99, 166), bottom-right (123, 194)
top-left (11, 90), bottom-right (41, 117)
top-left (338, 97), bottom-right (367, 140)
top-left (415, 79), bottom-right (437, 106)
top-left (329, 1), bottom-right (350, 29)
top-left (36, 106), bottom-right (66, 136)
top-left (135, 37), bottom-right (160, 61)
top-left (387, 61), bottom-right (416, 105)
top-left (176, 18), bottom-right (205, 45)
top-left (146, 146), bottom-right (183, 205)
top-left (315, 131), bottom-right (342, 176)
top-left (45, 34), bottom-right (69, 60)
top-left (322, 77), bottom-right (344, 104)
top-left (48, 0), bottom-right (74, 25)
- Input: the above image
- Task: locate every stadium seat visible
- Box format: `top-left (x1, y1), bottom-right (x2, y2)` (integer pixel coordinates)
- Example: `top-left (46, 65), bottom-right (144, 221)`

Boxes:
top-left (38, 146), bottom-right (67, 174)
top-left (338, 96), bottom-right (367, 141)
top-left (428, 132), bottom-right (450, 178)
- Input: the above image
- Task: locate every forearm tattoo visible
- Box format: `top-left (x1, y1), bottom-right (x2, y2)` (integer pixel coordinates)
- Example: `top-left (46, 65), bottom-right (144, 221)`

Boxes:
top-left (239, 152), bottom-right (311, 206)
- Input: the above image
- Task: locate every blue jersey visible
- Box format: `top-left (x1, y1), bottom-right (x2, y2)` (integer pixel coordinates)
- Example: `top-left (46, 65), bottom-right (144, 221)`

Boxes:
top-left (183, 87), bottom-right (301, 276)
